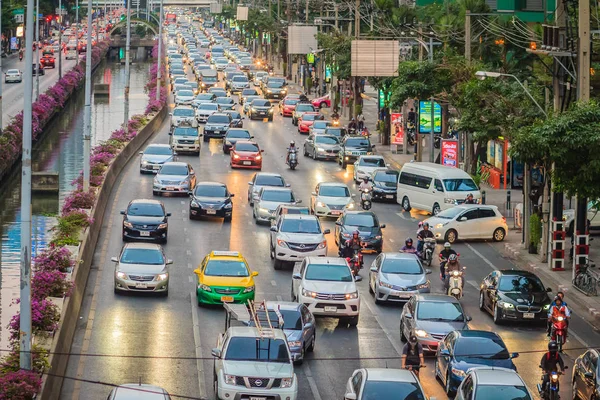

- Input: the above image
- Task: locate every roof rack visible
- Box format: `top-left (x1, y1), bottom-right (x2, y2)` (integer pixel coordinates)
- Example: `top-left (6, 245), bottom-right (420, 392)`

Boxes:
top-left (223, 301), bottom-right (283, 339)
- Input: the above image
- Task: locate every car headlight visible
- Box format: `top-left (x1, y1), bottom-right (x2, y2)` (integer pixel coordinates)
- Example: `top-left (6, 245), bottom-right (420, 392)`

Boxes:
top-left (316, 201), bottom-right (326, 208)
top-left (141, 160), bottom-right (149, 165)
top-left (224, 202), bottom-right (233, 209)
top-left (267, 89), bottom-right (272, 93)
top-left (243, 285), bottom-right (255, 293)
top-left (224, 374), bottom-right (236, 385)
top-left (156, 273), bottom-right (169, 281)
top-left (123, 221), bottom-right (133, 229)
top-left (415, 329), bottom-right (428, 338)
top-left (281, 377), bottom-right (294, 388)
top-left (452, 368), bottom-right (467, 378)
top-left (498, 301), bottom-right (514, 309)
top-left (181, 179), bottom-right (190, 186)
top-left (158, 223), bottom-right (168, 229)
top-left (276, 239), bottom-right (288, 248)
top-left (153, 177), bottom-right (160, 184)
top-left (375, 235), bottom-right (382, 240)
top-left (543, 304), bottom-right (550, 310)
top-left (225, 140), bottom-right (232, 145)
top-left (317, 240), bottom-right (327, 249)
top-left (288, 341), bottom-right (302, 348)
top-left (416, 281), bottom-right (430, 289)
top-left (194, 139), bottom-right (200, 144)
top-left (435, 223), bottom-right (445, 229)
top-left (379, 280), bottom-right (393, 289)
top-left (444, 198), bottom-right (457, 204)
top-left (345, 291), bottom-right (358, 299)
top-left (269, 108), bottom-right (274, 113)
top-left (346, 203), bottom-right (356, 209)
top-left (190, 200), bottom-right (199, 207)
top-left (302, 288), bottom-right (317, 298)
top-left (198, 283), bottom-right (212, 292)
top-left (116, 271), bottom-right (127, 279)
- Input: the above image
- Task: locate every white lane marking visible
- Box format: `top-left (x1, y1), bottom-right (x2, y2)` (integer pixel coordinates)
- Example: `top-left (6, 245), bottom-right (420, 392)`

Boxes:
top-left (182, 209), bottom-right (186, 213)
top-left (389, 238), bottom-right (395, 243)
top-left (181, 201), bottom-right (185, 204)
top-left (467, 280), bottom-right (480, 290)
top-left (186, 250), bottom-right (192, 256)
top-left (190, 292), bottom-right (206, 399)
top-left (302, 363), bottom-right (323, 400)
top-left (276, 295), bottom-right (283, 301)
top-left (189, 276), bottom-right (194, 283)
top-left (465, 243), bottom-right (498, 271)
top-left (362, 300), bottom-right (403, 356)
top-left (184, 228), bottom-right (188, 232)
top-left (271, 280), bottom-right (277, 286)
top-left (188, 263), bottom-right (193, 269)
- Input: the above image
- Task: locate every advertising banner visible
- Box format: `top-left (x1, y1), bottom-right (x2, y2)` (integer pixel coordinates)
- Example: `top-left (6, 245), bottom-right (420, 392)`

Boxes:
top-left (418, 100), bottom-right (441, 134)
top-left (391, 113), bottom-right (404, 145)
top-left (10, 37), bottom-right (18, 50)
top-left (441, 140), bottom-right (458, 167)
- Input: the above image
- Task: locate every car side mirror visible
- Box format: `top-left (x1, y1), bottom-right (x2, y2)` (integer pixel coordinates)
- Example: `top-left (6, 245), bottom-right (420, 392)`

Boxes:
top-left (270, 226), bottom-right (277, 232)
top-left (351, 194), bottom-right (356, 198)
top-left (169, 113), bottom-right (173, 116)
top-left (211, 348), bottom-right (222, 358)
top-left (425, 269), bottom-right (432, 274)
top-left (439, 349), bottom-right (450, 357)
top-left (335, 221), bottom-right (342, 226)
top-left (458, 217), bottom-right (467, 221)
top-left (584, 371), bottom-right (594, 379)
top-left (166, 259), bottom-right (173, 265)
top-left (323, 229), bottom-right (331, 234)
top-left (371, 145), bottom-right (376, 149)
top-left (354, 275), bottom-right (362, 282)
top-left (251, 271), bottom-right (259, 277)
top-left (311, 192), bottom-right (317, 196)
top-left (380, 224), bottom-right (386, 229)
top-left (230, 193), bottom-right (235, 197)
top-left (138, 151), bottom-right (144, 155)
top-left (296, 200), bottom-right (302, 204)
top-left (546, 287), bottom-right (553, 292)
top-left (111, 257), bottom-right (118, 263)
top-left (166, 212), bottom-right (172, 217)
top-left (487, 285), bottom-right (495, 290)
top-left (292, 273), bottom-right (301, 280)
top-left (466, 316), bottom-right (472, 322)
top-left (510, 352), bottom-right (519, 359)
top-left (250, 135), bottom-right (254, 138)
top-left (188, 191), bottom-right (194, 196)
top-left (248, 182), bottom-right (253, 185)
top-left (404, 313), bottom-right (412, 319)
top-left (120, 210), bottom-right (125, 215)
top-left (344, 394), bottom-right (357, 400)
top-left (261, 149), bottom-right (265, 152)
top-left (193, 268), bottom-right (201, 275)
top-left (370, 266), bottom-right (377, 272)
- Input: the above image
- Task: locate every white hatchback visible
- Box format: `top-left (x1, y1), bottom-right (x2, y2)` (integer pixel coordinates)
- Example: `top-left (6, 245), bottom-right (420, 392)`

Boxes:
top-left (311, 182), bottom-right (356, 218)
top-left (424, 204), bottom-right (508, 243)
top-left (353, 155), bottom-right (389, 183)
top-left (5, 69), bottom-right (22, 83)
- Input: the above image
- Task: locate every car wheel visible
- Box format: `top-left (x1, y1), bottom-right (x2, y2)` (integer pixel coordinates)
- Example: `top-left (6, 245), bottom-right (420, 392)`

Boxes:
top-left (341, 160), bottom-right (347, 169)
top-left (189, 211), bottom-right (196, 220)
top-left (493, 227), bottom-right (506, 242)
top-left (320, 102), bottom-right (327, 109)
top-left (269, 117), bottom-right (273, 122)
top-left (376, 246), bottom-right (382, 254)
top-left (224, 215), bottom-right (232, 222)
top-left (445, 229), bottom-right (458, 244)
top-left (152, 190), bottom-right (159, 196)
top-left (291, 287), bottom-right (297, 302)
top-left (270, 243), bottom-right (275, 260)
top-left (400, 320), bottom-right (407, 342)
top-left (368, 281), bottom-right (374, 295)
top-left (348, 316), bottom-right (359, 327)
top-left (162, 287), bottom-right (169, 297)
top-left (445, 369), bottom-right (454, 395)
top-left (303, 146), bottom-right (309, 157)
top-left (307, 334), bottom-right (315, 352)
top-left (432, 203), bottom-right (441, 215)
top-left (203, 135), bottom-right (208, 142)
top-left (572, 379), bottom-right (580, 400)
top-left (214, 375), bottom-right (220, 400)
top-left (479, 291), bottom-right (486, 311)
top-left (274, 258), bottom-right (283, 270)
top-left (374, 293), bottom-right (382, 305)
top-left (312, 149), bottom-right (317, 160)
top-left (294, 347), bottom-right (305, 365)
top-left (402, 197), bottom-right (411, 211)
top-left (493, 303), bottom-right (503, 324)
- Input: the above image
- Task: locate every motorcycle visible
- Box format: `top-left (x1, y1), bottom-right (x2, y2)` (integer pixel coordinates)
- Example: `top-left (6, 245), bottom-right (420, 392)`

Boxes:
top-left (406, 122), bottom-right (416, 146)
top-left (346, 248), bottom-right (364, 276)
top-left (537, 367), bottom-right (567, 400)
top-left (446, 267), bottom-right (466, 299)
top-left (404, 364), bottom-right (425, 379)
top-left (420, 238), bottom-right (436, 267)
top-left (550, 315), bottom-right (568, 352)
top-left (332, 117), bottom-right (340, 127)
top-left (287, 149), bottom-right (298, 170)
top-left (360, 189), bottom-right (372, 210)
top-left (359, 127), bottom-right (370, 137)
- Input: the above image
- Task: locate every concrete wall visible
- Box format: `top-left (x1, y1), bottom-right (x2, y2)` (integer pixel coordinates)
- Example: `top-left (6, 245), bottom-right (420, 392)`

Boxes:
top-left (39, 105), bottom-right (168, 400)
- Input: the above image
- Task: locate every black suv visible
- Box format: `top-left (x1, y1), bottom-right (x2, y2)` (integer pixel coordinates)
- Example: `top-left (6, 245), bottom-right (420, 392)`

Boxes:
top-left (248, 99), bottom-right (274, 121)
top-left (263, 79), bottom-right (287, 99)
top-left (334, 210), bottom-right (385, 253)
top-left (121, 199), bottom-right (171, 243)
top-left (203, 113), bottom-right (232, 142)
top-left (338, 135), bottom-right (375, 168)
top-left (189, 181), bottom-right (234, 222)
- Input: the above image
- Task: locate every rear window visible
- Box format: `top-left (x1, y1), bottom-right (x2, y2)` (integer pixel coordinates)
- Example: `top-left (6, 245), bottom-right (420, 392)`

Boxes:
top-left (474, 385), bottom-right (532, 400)
top-left (359, 158), bottom-right (385, 167)
top-left (302, 114), bottom-right (323, 121)
top-left (234, 142), bottom-right (259, 152)
top-left (227, 130), bottom-right (251, 138)
top-left (296, 104), bottom-right (315, 112)
top-left (255, 175), bottom-right (285, 186)
top-left (225, 337), bottom-right (289, 363)
top-left (207, 115), bottom-right (230, 124)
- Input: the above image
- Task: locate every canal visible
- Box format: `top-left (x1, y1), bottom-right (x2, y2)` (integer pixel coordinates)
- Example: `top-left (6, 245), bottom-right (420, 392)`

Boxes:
top-left (0, 59), bottom-right (152, 348)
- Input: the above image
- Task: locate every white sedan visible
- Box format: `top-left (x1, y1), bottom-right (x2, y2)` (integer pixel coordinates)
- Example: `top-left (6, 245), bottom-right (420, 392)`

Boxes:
top-left (344, 368), bottom-right (427, 400)
top-left (5, 69), bottom-right (22, 83)
top-left (424, 204), bottom-right (508, 243)
top-left (353, 155), bottom-right (389, 183)
top-left (174, 89), bottom-right (195, 106)
top-left (310, 182), bottom-right (356, 217)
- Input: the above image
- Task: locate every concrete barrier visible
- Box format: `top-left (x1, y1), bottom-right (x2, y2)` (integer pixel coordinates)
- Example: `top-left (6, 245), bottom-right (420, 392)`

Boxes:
top-left (39, 105), bottom-right (168, 400)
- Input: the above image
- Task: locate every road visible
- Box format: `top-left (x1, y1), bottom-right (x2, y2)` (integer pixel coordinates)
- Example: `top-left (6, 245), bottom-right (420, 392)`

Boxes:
top-left (1, 53), bottom-right (78, 128)
top-left (60, 70), bottom-right (600, 400)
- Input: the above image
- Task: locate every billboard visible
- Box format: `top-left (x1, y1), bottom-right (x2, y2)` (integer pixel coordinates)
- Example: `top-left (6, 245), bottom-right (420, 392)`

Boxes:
top-left (351, 40), bottom-right (399, 77)
top-left (418, 100), bottom-right (441, 134)
top-left (210, 2), bottom-right (222, 14)
top-left (287, 26), bottom-right (317, 55)
top-left (441, 140), bottom-right (458, 167)
top-left (236, 6), bottom-right (248, 21)
top-left (391, 113), bottom-right (404, 145)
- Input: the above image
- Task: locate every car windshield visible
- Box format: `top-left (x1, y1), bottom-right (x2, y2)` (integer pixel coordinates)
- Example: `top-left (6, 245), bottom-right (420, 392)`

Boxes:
top-left (207, 115), bottom-right (230, 124)
top-left (284, 99), bottom-right (299, 105)
top-left (302, 114), bottom-right (322, 121)
top-left (225, 337), bottom-right (289, 363)
top-left (454, 336), bottom-right (510, 361)
top-left (232, 76), bottom-right (248, 82)
top-left (120, 248), bottom-right (164, 265)
top-left (242, 90), bottom-right (257, 96)
top-left (326, 128), bottom-right (347, 137)
top-left (296, 104), bottom-right (314, 112)
top-left (127, 203), bottom-right (164, 217)
top-left (216, 98), bottom-right (234, 104)
top-left (313, 121), bottom-right (329, 129)
top-left (204, 260), bottom-right (248, 276)
top-left (319, 186), bottom-right (350, 197)
top-left (280, 219), bottom-right (321, 234)
top-left (196, 94), bottom-right (213, 101)
top-left (279, 310), bottom-right (302, 330)
top-left (315, 136), bottom-right (339, 145)
top-left (267, 81), bottom-right (284, 88)
top-left (305, 263), bottom-right (353, 282)
top-left (346, 138), bottom-right (370, 147)
top-left (173, 108), bottom-right (195, 117)
top-left (345, 213), bottom-right (376, 227)
top-left (262, 190), bottom-right (294, 202)
top-left (227, 130), bottom-right (251, 138)
top-left (144, 146), bottom-right (172, 155)
top-left (416, 301), bottom-right (465, 321)
top-left (443, 178), bottom-right (478, 192)
top-left (199, 104), bottom-right (218, 110)
top-left (203, 76), bottom-right (217, 83)
top-left (195, 185), bottom-right (227, 197)
top-left (498, 275), bottom-right (546, 292)
top-left (381, 258), bottom-right (423, 275)
top-left (375, 171), bottom-right (398, 183)
top-left (435, 207), bottom-right (464, 220)
top-left (359, 158), bottom-right (385, 167)
top-left (361, 381), bottom-right (426, 400)
top-left (173, 127), bottom-right (198, 136)
top-left (474, 385), bottom-right (532, 400)
top-left (245, 96), bottom-right (259, 103)
top-left (252, 100), bottom-right (271, 107)
top-left (159, 165), bottom-right (188, 175)
top-left (235, 142), bottom-right (259, 152)
top-left (255, 175), bottom-right (285, 186)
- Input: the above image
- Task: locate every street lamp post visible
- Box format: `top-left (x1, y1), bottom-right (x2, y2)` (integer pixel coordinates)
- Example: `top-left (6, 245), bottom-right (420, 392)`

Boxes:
top-left (124, 0), bottom-right (131, 132)
top-left (35, 0), bottom-right (40, 100)
top-left (83, 0), bottom-right (93, 190)
top-left (58, 0), bottom-right (62, 79)
top-left (156, 0), bottom-right (163, 101)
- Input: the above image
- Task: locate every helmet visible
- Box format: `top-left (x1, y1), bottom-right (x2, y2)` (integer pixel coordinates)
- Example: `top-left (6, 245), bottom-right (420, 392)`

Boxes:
top-left (418, 221), bottom-right (423, 227)
top-left (449, 254), bottom-right (458, 262)
top-left (467, 193), bottom-right (473, 197)
top-left (406, 238), bottom-right (413, 246)
top-left (290, 140), bottom-right (295, 146)
top-left (409, 335), bottom-right (418, 344)
top-left (363, 176), bottom-right (369, 182)
top-left (554, 295), bottom-right (562, 304)
top-left (444, 242), bottom-right (451, 249)
top-left (352, 230), bottom-right (360, 238)
top-left (548, 341), bottom-right (558, 353)
top-left (422, 222), bottom-right (429, 228)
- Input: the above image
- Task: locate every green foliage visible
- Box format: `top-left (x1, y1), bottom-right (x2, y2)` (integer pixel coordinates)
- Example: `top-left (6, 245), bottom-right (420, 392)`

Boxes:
top-left (317, 32), bottom-right (351, 80)
top-left (0, 344), bottom-right (49, 375)
top-left (135, 24), bottom-right (147, 37)
top-left (529, 213), bottom-right (542, 251)
top-left (389, 61), bottom-right (456, 108)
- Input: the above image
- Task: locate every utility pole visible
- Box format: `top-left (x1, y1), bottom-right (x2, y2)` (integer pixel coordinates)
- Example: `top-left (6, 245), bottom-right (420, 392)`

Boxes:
top-left (75, 0), bottom-right (79, 62)
top-left (0, 0), bottom-right (3, 130)
top-left (156, 0), bottom-right (163, 101)
top-left (351, 0), bottom-right (360, 120)
top-left (124, 0), bottom-right (131, 132)
top-left (418, 24), bottom-right (423, 61)
top-left (35, 0), bottom-right (40, 100)
top-left (464, 10), bottom-right (471, 64)
top-left (429, 97), bottom-right (435, 162)
top-left (83, 0), bottom-right (92, 191)
top-left (20, 0), bottom-right (35, 370)
top-left (334, 4), bottom-right (338, 30)
top-left (305, 0), bottom-right (309, 23)
top-left (58, 0), bottom-right (63, 79)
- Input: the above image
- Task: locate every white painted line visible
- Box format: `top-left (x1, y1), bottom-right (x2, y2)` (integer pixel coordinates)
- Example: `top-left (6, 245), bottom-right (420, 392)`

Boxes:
top-left (188, 263), bottom-right (193, 269)
top-left (389, 238), bottom-right (395, 243)
top-left (302, 363), bottom-right (323, 400)
top-left (467, 280), bottom-right (480, 290)
top-left (181, 201), bottom-right (185, 204)
top-left (190, 292), bottom-right (206, 399)
top-left (186, 250), bottom-right (192, 256)
top-left (465, 243), bottom-right (498, 271)
top-left (362, 300), bottom-right (403, 356)
top-left (182, 209), bottom-right (186, 213)
top-left (271, 280), bottom-right (277, 286)
top-left (184, 228), bottom-right (188, 232)
top-left (276, 295), bottom-right (283, 301)
top-left (189, 276), bottom-right (194, 283)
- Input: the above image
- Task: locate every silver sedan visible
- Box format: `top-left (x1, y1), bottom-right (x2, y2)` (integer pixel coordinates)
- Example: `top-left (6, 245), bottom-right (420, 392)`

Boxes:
top-left (5, 69), bottom-right (22, 83)
top-left (368, 252), bottom-right (431, 304)
top-left (153, 162), bottom-right (196, 196)
top-left (113, 242), bottom-right (172, 296)
top-left (303, 134), bottom-right (341, 161)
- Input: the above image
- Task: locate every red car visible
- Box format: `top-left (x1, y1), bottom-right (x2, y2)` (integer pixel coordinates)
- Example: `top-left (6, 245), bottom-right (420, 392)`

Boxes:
top-left (279, 97), bottom-right (299, 117)
top-left (40, 55), bottom-right (55, 68)
top-left (311, 94), bottom-right (331, 109)
top-left (230, 140), bottom-right (263, 170)
top-left (298, 112), bottom-right (324, 134)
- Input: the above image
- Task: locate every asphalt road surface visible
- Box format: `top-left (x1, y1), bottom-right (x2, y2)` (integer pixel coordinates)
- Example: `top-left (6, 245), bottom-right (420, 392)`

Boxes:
top-left (60, 69), bottom-right (600, 400)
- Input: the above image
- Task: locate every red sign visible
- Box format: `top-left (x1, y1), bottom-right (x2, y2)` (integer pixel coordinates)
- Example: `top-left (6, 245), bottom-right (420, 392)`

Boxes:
top-left (441, 140), bottom-right (458, 167)
top-left (391, 113), bottom-right (403, 145)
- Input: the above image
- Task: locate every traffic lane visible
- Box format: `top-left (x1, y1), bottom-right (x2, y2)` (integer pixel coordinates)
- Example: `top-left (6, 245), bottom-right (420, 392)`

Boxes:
top-left (61, 118), bottom-right (201, 400)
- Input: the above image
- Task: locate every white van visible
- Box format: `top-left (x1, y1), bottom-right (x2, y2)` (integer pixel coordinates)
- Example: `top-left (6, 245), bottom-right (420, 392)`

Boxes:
top-left (396, 162), bottom-right (481, 215)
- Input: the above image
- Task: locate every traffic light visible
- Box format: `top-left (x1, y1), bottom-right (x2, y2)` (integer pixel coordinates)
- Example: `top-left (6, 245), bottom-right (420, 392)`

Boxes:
top-left (529, 41), bottom-right (537, 50)
top-left (120, 14), bottom-right (125, 21)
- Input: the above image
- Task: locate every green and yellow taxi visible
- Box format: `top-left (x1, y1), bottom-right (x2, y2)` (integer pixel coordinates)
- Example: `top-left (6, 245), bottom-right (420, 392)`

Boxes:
top-left (193, 251), bottom-right (258, 305)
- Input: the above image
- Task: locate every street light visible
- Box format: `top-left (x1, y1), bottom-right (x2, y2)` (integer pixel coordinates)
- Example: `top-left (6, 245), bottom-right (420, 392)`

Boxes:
top-left (475, 70), bottom-right (548, 118)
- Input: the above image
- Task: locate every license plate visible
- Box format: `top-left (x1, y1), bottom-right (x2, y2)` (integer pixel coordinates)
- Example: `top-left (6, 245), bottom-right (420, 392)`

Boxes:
top-left (153, 165), bottom-right (160, 170)
top-left (243, 161), bottom-right (251, 165)
top-left (135, 283), bottom-right (148, 289)
top-left (273, 95), bottom-right (279, 98)
top-left (386, 195), bottom-right (394, 199)
top-left (331, 210), bottom-right (341, 215)
top-left (206, 209), bottom-right (216, 214)
top-left (523, 312), bottom-right (535, 319)
top-left (166, 186), bottom-right (176, 191)
top-left (221, 296), bottom-right (234, 302)
top-left (250, 397), bottom-right (266, 400)
top-left (214, 130), bottom-right (220, 134)
top-left (140, 231), bottom-right (150, 237)
top-left (324, 306), bottom-right (337, 312)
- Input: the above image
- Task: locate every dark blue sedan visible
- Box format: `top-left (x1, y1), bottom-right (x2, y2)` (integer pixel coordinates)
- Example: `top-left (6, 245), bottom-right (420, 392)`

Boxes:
top-left (435, 330), bottom-right (519, 396)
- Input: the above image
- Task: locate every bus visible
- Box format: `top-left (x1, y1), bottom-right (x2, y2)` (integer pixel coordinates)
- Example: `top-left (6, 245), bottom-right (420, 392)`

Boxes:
top-left (166, 13), bottom-right (176, 25)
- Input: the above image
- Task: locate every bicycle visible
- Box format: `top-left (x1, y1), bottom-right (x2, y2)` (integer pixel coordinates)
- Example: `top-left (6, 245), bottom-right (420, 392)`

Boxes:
top-left (573, 263), bottom-right (598, 296)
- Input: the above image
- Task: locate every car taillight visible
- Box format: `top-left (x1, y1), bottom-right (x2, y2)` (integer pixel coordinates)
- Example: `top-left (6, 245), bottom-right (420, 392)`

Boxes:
top-left (502, 216), bottom-right (506, 223)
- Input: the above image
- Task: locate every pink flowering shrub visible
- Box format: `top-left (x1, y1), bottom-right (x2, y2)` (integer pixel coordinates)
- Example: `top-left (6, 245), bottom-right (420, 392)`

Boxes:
top-left (62, 190), bottom-right (96, 214)
top-left (90, 151), bottom-right (115, 166)
top-left (0, 369), bottom-right (43, 399)
top-left (0, 344), bottom-right (49, 375)
top-left (9, 299), bottom-right (61, 341)
top-left (31, 269), bottom-right (73, 300)
top-left (33, 247), bottom-right (74, 273)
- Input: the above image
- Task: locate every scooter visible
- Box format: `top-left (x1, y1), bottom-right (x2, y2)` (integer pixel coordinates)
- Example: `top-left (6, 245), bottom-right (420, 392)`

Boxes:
top-left (420, 238), bottom-right (436, 267)
top-left (332, 117), bottom-right (340, 127)
top-left (346, 249), bottom-right (364, 276)
top-left (550, 316), bottom-right (568, 352)
top-left (537, 367), bottom-right (567, 400)
top-left (446, 267), bottom-right (466, 299)
top-left (406, 123), bottom-right (416, 145)
top-left (360, 189), bottom-right (372, 210)
top-left (287, 149), bottom-right (298, 170)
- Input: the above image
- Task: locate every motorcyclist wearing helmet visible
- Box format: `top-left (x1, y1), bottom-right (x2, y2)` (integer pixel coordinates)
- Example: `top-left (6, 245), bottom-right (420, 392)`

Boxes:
top-left (299, 93), bottom-right (309, 102)
top-left (439, 242), bottom-right (457, 280)
top-left (400, 238), bottom-right (417, 253)
top-left (416, 222), bottom-right (434, 253)
top-left (358, 176), bottom-right (373, 192)
top-left (401, 335), bottom-right (424, 377)
top-left (547, 291), bottom-right (568, 336)
top-left (464, 193), bottom-right (476, 204)
top-left (548, 295), bottom-right (570, 338)
top-left (539, 341), bottom-right (565, 392)
top-left (348, 118), bottom-right (358, 132)
top-left (286, 140), bottom-right (297, 165)
top-left (444, 254), bottom-right (463, 290)
top-left (340, 230), bottom-right (363, 259)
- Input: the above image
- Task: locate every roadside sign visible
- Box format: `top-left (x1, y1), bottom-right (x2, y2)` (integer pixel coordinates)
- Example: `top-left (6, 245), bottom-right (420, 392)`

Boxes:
top-left (441, 140), bottom-right (458, 167)
top-left (391, 113), bottom-right (403, 145)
